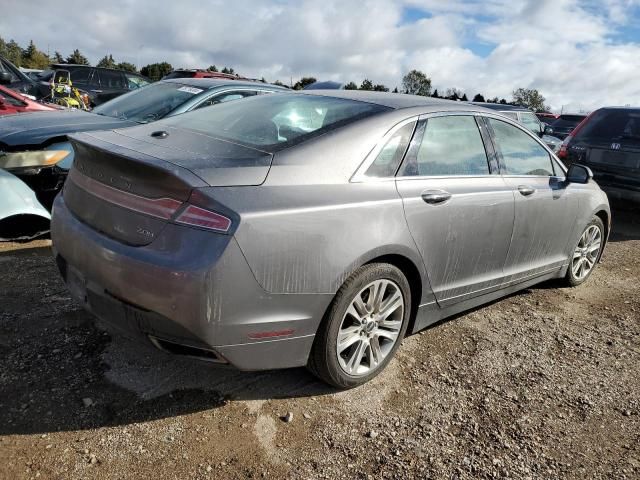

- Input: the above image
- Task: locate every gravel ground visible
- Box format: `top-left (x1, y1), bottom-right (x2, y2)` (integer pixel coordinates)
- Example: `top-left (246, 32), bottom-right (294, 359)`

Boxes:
top-left (1, 208), bottom-right (638, 480)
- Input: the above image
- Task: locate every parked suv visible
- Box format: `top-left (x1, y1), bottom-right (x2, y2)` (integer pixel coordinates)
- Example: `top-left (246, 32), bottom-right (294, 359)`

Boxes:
top-left (37, 65), bottom-right (150, 106)
top-left (0, 55), bottom-right (40, 98)
top-left (472, 103), bottom-right (562, 152)
top-left (558, 107), bottom-right (640, 203)
top-left (548, 113), bottom-right (587, 140)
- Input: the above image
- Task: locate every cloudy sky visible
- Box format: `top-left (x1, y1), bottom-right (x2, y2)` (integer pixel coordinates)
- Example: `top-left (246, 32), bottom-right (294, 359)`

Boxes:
top-left (2, 0), bottom-right (639, 111)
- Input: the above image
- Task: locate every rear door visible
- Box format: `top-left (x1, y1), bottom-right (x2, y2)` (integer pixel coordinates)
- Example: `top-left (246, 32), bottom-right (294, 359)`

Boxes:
top-left (395, 113), bottom-right (515, 306)
top-left (485, 116), bottom-right (574, 281)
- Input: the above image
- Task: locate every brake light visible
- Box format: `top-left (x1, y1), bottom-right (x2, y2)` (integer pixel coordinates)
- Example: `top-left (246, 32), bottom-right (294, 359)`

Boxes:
top-left (557, 136), bottom-right (572, 159)
top-left (174, 205), bottom-right (232, 232)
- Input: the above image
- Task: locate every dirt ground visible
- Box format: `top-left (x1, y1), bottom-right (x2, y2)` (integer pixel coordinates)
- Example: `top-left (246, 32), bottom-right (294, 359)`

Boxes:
top-left (1, 208), bottom-right (639, 480)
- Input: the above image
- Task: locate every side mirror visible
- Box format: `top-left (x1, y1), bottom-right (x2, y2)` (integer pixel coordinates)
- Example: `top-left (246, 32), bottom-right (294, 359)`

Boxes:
top-left (0, 72), bottom-right (12, 85)
top-left (566, 163), bottom-right (593, 184)
top-left (544, 125), bottom-right (554, 135)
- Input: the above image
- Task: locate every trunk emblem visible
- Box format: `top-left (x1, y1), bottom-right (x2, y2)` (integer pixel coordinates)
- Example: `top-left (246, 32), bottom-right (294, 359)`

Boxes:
top-left (611, 143), bottom-right (621, 150)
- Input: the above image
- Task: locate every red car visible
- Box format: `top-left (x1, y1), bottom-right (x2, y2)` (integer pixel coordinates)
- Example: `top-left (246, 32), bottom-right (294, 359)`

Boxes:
top-left (0, 85), bottom-right (59, 115)
top-left (162, 69), bottom-right (248, 80)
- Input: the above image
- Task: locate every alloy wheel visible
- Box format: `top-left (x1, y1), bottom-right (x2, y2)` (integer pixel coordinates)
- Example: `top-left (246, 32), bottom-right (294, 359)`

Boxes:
top-left (336, 279), bottom-right (404, 377)
top-left (571, 224), bottom-right (602, 281)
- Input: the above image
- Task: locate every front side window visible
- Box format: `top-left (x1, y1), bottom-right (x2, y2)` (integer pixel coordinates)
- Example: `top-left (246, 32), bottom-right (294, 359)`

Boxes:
top-left (365, 121), bottom-right (416, 178)
top-left (520, 112), bottom-right (543, 134)
top-left (69, 68), bottom-right (91, 84)
top-left (488, 118), bottom-right (554, 176)
top-left (125, 74), bottom-right (150, 89)
top-left (401, 115), bottom-right (490, 176)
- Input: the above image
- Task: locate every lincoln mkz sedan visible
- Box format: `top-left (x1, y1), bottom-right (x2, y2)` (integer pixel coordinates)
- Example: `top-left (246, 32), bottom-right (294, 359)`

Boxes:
top-left (51, 91), bottom-right (610, 388)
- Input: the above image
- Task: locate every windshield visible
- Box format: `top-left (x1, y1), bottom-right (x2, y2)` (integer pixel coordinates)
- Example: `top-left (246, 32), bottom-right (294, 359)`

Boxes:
top-left (92, 82), bottom-right (205, 123)
top-left (159, 93), bottom-right (390, 151)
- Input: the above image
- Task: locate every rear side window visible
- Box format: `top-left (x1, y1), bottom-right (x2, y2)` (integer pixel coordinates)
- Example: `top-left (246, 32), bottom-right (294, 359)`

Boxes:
top-left (365, 121), bottom-right (416, 178)
top-left (520, 112), bottom-right (542, 133)
top-left (575, 109), bottom-right (640, 142)
top-left (69, 68), bottom-right (91, 84)
top-left (96, 70), bottom-right (125, 89)
top-left (401, 115), bottom-right (490, 176)
top-left (488, 118), bottom-right (554, 176)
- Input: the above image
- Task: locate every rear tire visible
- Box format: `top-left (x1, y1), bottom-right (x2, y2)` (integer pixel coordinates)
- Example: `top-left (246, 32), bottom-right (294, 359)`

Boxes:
top-left (307, 263), bottom-right (411, 389)
top-left (564, 216), bottom-right (604, 287)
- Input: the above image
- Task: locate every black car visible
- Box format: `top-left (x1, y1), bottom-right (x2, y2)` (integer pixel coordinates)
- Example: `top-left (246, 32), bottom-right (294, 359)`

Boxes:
top-left (0, 55), bottom-right (40, 98)
top-left (37, 65), bottom-right (150, 106)
top-left (548, 113), bottom-right (587, 140)
top-left (558, 107), bottom-right (640, 203)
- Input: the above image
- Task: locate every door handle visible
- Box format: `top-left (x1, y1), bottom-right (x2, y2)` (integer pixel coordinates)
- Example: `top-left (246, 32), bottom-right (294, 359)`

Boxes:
top-left (421, 190), bottom-right (452, 205)
top-left (518, 185), bottom-right (536, 196)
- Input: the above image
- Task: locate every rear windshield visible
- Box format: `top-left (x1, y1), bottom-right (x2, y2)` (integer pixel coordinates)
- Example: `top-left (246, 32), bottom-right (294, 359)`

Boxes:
top-left (553, 115), bottom-right (586, 128)
top-left (575, 109), bottom-right (640, 142)
top-left (159, 93), bottom-right (391, 151)
top-left (92, 81), bottom-right (206, 123)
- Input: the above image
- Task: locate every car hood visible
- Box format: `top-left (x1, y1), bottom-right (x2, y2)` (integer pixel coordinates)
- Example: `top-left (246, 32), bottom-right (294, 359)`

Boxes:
top-left (71, 123), bottom-right (274, 187)
top-left (0, 110), bottom-right (136, 148)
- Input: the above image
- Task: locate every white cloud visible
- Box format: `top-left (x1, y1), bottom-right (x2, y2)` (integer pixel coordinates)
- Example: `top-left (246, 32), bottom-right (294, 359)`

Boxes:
top-left (1, 0), bottom-right (639, 110)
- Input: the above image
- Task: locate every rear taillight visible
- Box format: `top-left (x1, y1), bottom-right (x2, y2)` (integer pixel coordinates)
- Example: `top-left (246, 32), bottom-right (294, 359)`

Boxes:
top-left (558, 136), bottom-right (572, 159)
top-left (174, 205), bottom-right (232, 233)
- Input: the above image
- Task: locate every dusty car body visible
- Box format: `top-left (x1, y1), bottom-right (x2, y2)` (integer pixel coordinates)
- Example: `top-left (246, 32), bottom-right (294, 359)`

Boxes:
top-left (0, 78), bottom-right (286, 209)
top-left (51, 91), bottom-right (610, 388)
top-left (0, 168), bottom-right (50, 241)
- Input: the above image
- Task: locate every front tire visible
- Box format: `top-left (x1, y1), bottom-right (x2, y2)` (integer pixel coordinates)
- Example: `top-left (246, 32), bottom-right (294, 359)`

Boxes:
top-left (307, 263), bottom-right (411, 389)
top-left (564, 216), bottom-right (605, 286)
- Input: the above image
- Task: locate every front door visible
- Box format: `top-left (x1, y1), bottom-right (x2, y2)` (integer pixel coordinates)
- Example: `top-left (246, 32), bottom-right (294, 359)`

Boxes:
top-left (485, 117), bottom-right (574, 281)
top-left (395, 114), bottom-right (515, 306)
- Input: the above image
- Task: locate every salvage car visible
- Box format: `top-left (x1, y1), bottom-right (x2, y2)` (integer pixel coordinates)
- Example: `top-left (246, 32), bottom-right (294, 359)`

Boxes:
top-left (0, 84), bottom-right (59, 115)
top-left (0, 78), bottom-right (286, 209)
top-left (37, 64), bottom-right (151, 106)
top-left (51, 91), bottom-right (610, 388)
top-left (472, 103), bottom-right (563, 152)
top-left (0, 168), bottom-right (50, 241)
top-left (558, 107), bottom-right (640, 203)
top-left (549, 113), bottom-right (588, 140)
top-left (0, 55), bottom-right (41, 98)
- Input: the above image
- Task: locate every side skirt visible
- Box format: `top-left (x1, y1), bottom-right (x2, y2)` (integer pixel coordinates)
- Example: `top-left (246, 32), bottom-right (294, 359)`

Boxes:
top-left (411, 268), bottom-right (566, 334)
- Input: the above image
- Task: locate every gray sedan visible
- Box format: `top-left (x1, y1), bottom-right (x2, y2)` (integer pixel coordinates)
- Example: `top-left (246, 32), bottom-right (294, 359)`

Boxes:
top-left (51, 91), bottom-right (610, 388)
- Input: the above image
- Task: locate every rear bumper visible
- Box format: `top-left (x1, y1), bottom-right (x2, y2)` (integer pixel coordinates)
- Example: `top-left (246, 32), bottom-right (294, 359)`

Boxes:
top-left (51, 194), bottom-right (332, 370)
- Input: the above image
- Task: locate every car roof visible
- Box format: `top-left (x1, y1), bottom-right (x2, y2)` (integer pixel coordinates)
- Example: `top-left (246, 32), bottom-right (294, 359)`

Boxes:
top-left (160, 78), bottom-right (289, 90)
top-left (300, 89), bottom-right (491, 111)
top-left (471, 102), bottom-right (532, 112)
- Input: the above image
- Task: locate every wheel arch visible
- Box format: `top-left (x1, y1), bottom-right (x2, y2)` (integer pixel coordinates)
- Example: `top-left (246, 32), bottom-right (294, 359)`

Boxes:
top-left (594, 208), bottom-right (610, 262)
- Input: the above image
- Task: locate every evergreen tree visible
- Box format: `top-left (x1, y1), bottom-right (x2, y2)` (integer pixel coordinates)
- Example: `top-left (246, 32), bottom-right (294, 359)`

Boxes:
top-left (343, 81), bottom-right (358, 90)
top-left (66, 49), bottom-right (90, 65)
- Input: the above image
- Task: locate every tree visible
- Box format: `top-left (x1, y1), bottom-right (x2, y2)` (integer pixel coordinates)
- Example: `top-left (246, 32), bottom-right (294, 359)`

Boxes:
top-left (431, 89), bottom-right (440, 98)
top-left (461, 93), bottom-right (468, 101)
top-left (392, 87), bottom-right (398, 93)
top-left (472, 93), bottom-right (485, 102)
top-left (359, 79), bottom-right (374, 91)
top-left (140, 62), bottom-right (173, 81)
top-left (66, 49), bottom-right (90, 65)
top-left (445, 88), bottom-right (463, 100)
top-left (488, 96), bottom-right (499, 103)
top-left (5, 40), bottom-right (22, 67)
top-left (373, 84), bottom-right (389, 92)
top-left (97, 54), bottom-right (117, 69)
top-left (512, 88), bottom-right (548, 112)
top-left (116, 62), bottom-right (137, 73)
top-left (292, 76), bottom-right (316, 90)
top-left (499, 98), bottom-right (508, 104)
top-left (221, 66), bottom-right (235, 74)
top-left (21, 40), bottom-right (49, 69)
top-left (402, 69), bottom-right (431, 96)
top-left (207, 65), bottom-right (218, 72)
top-left (343, 81), bottom-right (358, 90)
top-left (273, 79), bottom-right (286, 87)
top-left (52, 51), bottom-right (64, 63)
